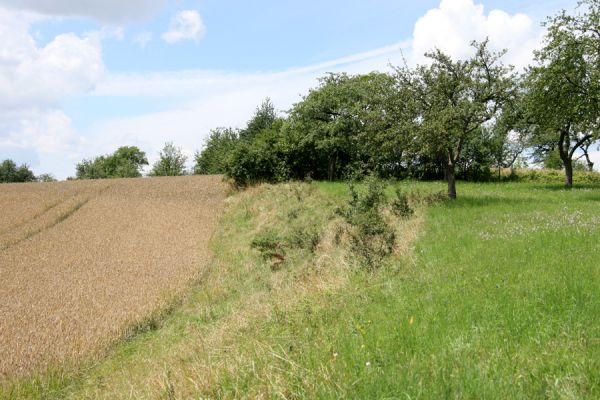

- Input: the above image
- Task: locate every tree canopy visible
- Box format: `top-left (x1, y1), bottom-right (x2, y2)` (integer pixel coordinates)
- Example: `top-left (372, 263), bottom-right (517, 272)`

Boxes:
top-left (0, 160), bottom-right (36, 183)
top-left (76, 146), bottom-right (148, 179)
top-left (150, 142), bottom-right (188, 176)
top-left (525, 0), bottom-right (600, 186)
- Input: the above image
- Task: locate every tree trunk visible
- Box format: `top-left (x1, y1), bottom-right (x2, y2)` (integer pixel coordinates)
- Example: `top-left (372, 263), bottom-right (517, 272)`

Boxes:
top-left (327, 154), bottom-right (336, 181)
top-left (564, 158), bottom-right (573, 187)
top-left (445, 163), bottom-right (457, 199)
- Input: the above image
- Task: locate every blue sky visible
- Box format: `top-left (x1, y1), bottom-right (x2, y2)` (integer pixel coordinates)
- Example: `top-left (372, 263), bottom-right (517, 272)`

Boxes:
top-left (0, 0), bottom-right (580, 178)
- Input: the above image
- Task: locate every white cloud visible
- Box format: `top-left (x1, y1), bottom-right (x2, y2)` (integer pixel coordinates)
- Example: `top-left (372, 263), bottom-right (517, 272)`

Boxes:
top-left (134, 31), bottom-right (153, 49)
top-left (0, 8), bottom-right (104, 109)
top-left (0, 0), bottom-right (165, 23)
top-left (162, 10), bottom-right (206, 44)
top-left (0, 6), bottom-right (104, 176)
top-left (410, 0), bottom-right (543, 69)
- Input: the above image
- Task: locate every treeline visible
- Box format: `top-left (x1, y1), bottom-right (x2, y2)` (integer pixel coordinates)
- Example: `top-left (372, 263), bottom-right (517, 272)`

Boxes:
top-left (195, 1), bottom-right (600, 198)
top-left (74, 142), bottom-right (187, 179)
top-left (0, 159), bottom-right (55, 183)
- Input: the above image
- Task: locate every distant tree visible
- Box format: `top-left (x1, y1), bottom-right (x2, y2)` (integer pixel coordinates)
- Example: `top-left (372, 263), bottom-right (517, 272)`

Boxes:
top-left (395, 40), bottom-right (516, 198)
top-left (525, 0), bottom-right (600, 186)
top-left (150, 142), bottom-right (188, 176)
top-left (488, 91), bottom-right (530, 178)
top-left (239, 98), bottom-right (277, 141)
top-left (76, 146), bottom-right (148, 179)
top-left (194, 128), bottom-right (239, 174)
top-left (543, 149), bottom-right (565, 170)
top-left (0, 159), bottom-right (37, 183)
top-left (37, 173), bottom-right (57, 182)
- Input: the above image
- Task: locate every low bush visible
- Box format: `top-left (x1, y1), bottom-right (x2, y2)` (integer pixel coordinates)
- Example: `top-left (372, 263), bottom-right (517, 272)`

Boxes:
top-left (336, 175), bottom-right (396, 269)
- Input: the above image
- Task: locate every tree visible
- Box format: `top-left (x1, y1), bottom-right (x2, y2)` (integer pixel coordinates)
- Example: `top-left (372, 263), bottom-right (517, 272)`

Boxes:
top-left (239, 98), bottom-right (277, 141)
top-left (488, 91), bottom-right (530, 178)
top-left (0, 159), bottom-right (36, 183)
top-left (287, 72), bottom-right (410, 180)
top-left (150, 142), bottom-right (188, 176)
top-left (194, 128), bottom-right (239, 174)
top-left (37, 173), bottom-right (57, 182)
top-left (525, 0), bottom-right (600, 186)
top-left (76, 146), bottom-right (148, 179)
top-left (396, 41), bottom-right (516, 198)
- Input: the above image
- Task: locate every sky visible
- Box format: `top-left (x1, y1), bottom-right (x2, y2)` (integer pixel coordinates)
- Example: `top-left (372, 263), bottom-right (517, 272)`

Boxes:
top-left (0, 0), bottom-right (584, 179)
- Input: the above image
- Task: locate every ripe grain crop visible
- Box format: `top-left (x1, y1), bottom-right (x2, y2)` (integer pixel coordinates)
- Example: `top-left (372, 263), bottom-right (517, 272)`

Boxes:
top-left (0, 176), bottom-right (226, 381)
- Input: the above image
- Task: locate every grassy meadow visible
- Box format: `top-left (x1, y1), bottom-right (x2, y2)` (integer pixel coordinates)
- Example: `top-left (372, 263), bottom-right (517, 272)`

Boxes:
top-left (2, 176), bottom-right (599, 399)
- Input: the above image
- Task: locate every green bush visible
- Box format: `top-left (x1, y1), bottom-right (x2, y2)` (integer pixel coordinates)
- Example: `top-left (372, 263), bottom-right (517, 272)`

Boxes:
top-left (336, 175), bottom-right (396, 269)
top-left (391, 188), bottom-right (414, 218)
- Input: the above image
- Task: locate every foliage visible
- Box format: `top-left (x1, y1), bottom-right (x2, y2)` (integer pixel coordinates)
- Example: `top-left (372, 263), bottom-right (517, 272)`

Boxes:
top-left (76, 146), bottom-right (148, 179)
top-left (0, 159), bottom-right (36, 183)
top-left (395, 40), bottom-right (516, 198)
top-left (391, 188), bottom-right (414, 218)
top-left (194, 128), bottom-right (238, 175)
top-left (150, 142), bottom-right (188, 176)
top-left (225, 120), bottom-right (289, 186)
top-left (524, 0), bottom-right (600, 186)
top-left (336, 175), bottom-right (396, 269)
top-left (37, 173), bottom-right (57, 183)
top-left (239, 98), bottom-right (277, 141)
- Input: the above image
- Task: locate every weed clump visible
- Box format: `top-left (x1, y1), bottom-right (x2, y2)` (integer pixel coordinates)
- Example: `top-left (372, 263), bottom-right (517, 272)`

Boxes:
top-left (391, 188), bottom-right (414, 218)
top-left (336, 175), bottom-right (396, 269)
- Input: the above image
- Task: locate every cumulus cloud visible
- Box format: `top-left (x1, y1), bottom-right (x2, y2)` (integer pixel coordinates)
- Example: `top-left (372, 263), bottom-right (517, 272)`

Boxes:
top-left (162, 10), bottom-right (206, 44)
top-left (0, 8), bottom-right (104, 109)
top-left (410, 0), bottom-right (542, 69)
top-left (0, 0), bottom-right (166, 23)
top-left (0, 6), bottom-right (104, 176)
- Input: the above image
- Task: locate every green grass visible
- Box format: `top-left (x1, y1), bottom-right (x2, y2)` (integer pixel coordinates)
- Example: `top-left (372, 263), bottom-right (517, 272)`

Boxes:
top-left (2, 180), bottom-right (599, 399)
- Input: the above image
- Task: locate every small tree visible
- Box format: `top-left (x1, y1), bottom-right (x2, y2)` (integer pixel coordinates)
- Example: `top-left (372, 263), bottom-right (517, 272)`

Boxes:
top-left (150, 142), bottom-right (188, 176)
top-left (194, 127), bottom-right (239, 174)
top-left (37, 173), bottom-right (57, 182)
top-left (239, 98), bottom-right (277, 141)
top-left (396, 41), bottom-right (516, 198)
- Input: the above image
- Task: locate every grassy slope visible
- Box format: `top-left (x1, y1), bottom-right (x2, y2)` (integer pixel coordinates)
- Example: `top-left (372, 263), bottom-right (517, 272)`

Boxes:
top-left (3, 180), bottom-right (599, 399)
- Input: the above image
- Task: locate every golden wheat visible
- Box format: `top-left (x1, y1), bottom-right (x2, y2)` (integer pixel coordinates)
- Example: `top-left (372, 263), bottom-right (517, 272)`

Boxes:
top-left (0, 176), bottom-right (226, 380)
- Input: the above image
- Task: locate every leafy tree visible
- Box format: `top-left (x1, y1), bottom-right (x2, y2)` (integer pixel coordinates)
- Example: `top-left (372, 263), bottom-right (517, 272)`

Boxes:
top-left (287, 73), bottom-right (364, 180)
top-left (287, 72), bottom-right (411, 180)
top-left (525, 0), bottom-right (600, 186)
top-left (150, 142), bottom-right (188, 176)
top-left (543, 149), bottom-right (565, 169)
top-left (239, 98), bottom-right (277, 141)
top-left (76, 146), bottom-right (148, 179)
top-left (396, 41), bottom-right (516, 198)
top-left (487, 91), bottom-right (530, 178)
top-left (0, 159), bottom-right (36, 183)
top-left (225, 119), bottom-right (289, 186)
top-left (37, 173), bottom-right (57, 182)
top-left (194, 128), bottom-right (239, 174)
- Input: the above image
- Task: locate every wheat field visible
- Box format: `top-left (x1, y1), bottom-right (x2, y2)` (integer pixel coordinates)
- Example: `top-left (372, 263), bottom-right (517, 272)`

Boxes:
top-left (0, 176), bottom-right (226, 381)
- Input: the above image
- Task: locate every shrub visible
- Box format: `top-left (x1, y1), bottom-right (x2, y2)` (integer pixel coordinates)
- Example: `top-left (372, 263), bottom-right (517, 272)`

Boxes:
top-left (391, 188), bottom-right (414, 218)
top-left (336, 175), bottom-right (396, 269)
